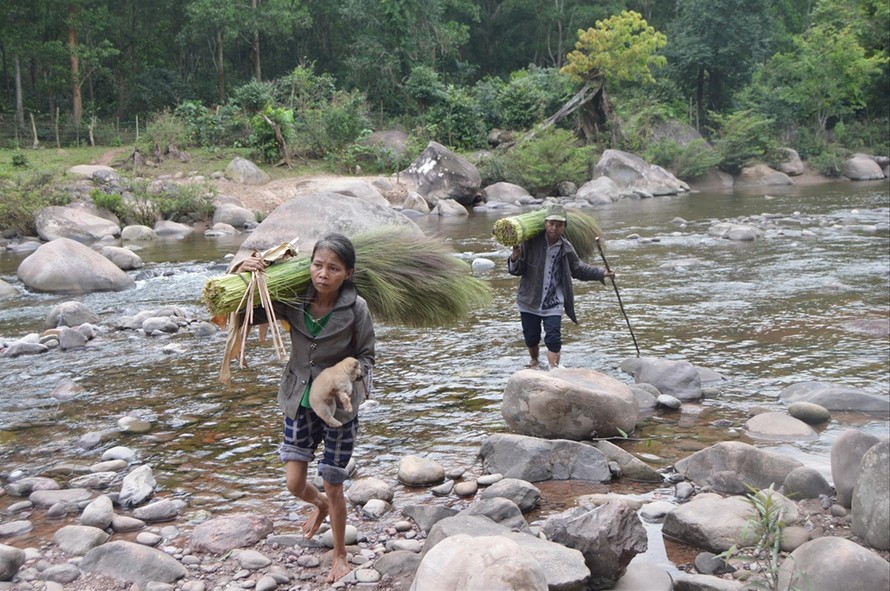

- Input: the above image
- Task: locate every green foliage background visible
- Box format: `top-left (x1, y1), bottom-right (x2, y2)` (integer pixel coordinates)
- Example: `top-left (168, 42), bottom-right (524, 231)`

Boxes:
top-left (0, 0), bottom-right (886, 181)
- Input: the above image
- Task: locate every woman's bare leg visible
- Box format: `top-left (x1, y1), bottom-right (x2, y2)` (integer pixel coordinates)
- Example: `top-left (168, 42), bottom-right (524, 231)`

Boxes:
top-left (323, 479), bottom-right (350, 583)
top-left (284, 460), bottom-right (329, 539)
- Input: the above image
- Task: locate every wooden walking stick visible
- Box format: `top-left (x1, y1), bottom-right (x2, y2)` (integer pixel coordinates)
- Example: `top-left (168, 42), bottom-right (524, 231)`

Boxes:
top-left (595, 236), bottom-right (641, 357)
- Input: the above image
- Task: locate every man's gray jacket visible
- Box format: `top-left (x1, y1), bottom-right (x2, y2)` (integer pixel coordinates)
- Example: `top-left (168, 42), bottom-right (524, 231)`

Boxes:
top-left (507, 232), bottom-right (605, 323)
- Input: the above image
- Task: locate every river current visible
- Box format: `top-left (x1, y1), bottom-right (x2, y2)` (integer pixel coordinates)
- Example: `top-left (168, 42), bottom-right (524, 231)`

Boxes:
top-left (0, 180), bottom-right (888, 560)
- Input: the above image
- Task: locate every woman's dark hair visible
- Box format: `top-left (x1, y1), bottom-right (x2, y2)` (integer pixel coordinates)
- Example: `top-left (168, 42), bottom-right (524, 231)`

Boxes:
top-left (311, 233), bottom-right (356, 271)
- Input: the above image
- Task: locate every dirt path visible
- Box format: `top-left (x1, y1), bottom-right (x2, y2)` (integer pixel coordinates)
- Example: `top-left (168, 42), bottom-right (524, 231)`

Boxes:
top-left (92, 147), bottom-right (130, 166)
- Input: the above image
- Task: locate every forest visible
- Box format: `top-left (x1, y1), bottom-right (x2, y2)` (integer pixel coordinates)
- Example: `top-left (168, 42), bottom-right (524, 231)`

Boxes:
top-left (0, 0), bottom-right (887, 185)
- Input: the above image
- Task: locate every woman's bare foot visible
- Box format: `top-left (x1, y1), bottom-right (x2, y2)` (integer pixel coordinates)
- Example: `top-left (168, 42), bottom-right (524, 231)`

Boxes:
top-left (301, 495), bottom-right (329, 539)
top-left (327, 554), bottom-right (351, 583)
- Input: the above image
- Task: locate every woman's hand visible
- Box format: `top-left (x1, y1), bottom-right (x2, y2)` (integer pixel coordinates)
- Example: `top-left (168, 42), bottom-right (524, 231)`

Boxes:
top-left (510, 246), bottom-right (521, 262)
top-left (237, 256), bottom-right (267, 273)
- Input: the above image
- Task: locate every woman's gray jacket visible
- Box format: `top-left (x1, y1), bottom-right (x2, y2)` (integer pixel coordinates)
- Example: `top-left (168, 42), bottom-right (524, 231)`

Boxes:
top-left (255, 282), bottom-right (375, 422)
top-left (507, 232), bottom-right (605, 323)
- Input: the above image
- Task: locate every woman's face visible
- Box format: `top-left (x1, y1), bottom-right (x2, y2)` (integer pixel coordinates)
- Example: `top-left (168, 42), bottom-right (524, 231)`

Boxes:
top-left (310, 247), bottom-right (352, 298)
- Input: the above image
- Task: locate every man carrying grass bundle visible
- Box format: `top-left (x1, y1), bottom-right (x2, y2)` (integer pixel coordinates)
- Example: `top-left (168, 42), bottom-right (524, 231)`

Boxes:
top-left (508, 204), bottom-right (614, 370)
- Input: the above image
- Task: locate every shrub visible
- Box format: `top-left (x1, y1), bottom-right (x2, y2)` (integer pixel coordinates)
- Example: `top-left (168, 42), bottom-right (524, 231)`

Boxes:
top-left (276, 63), bottom-right (336, 112)
top-left (0, 173), bottom-right (71, 237)
top-left (496, 67), bottom-right (574, 131)
top-left (248, 107), bottom-right (296, 164)
top-left (336, 130), bottom-right (413, 175)
top-left (232, 80), bottom-right (276, 114)
top-left (140, 108), bottom-right (189, 157)
top-left (90, 189), bottom-right (125, 218)
top-left (647, 138), bottom-right (723, 180)
top-left (809, 148), bottom-right (848, 177)
top-left (11, 150), bottom-right (28, 169)
top-left (424, 85), bottom-right (487, 151)
top-left (404, 65), bottom-right (447, 114)
top-left (474, 149), bottom-right (511, 185)
top-left (155, 182), bottom-right (216, 224)
top-left (471, 76), bottom-right (505, 131)
top-left (710, 110), bottom-right (777, 175)
top-left (674, 140), bottom-right (722, 179)
top-left (296, 90), bottom-right (371, 160)
top-left (122, 180), bottom-right (215, 225)
top-left (505, 128), bottom-right (594, 195)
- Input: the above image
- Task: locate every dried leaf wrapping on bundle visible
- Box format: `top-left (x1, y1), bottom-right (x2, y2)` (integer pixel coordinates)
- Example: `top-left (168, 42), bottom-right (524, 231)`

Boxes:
top-left (491, 208), bottom-right (604, 259)
top-left (202, 226), bottom-right (492, 327)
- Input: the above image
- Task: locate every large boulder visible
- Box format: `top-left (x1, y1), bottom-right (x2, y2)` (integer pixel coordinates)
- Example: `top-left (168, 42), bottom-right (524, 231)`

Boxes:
top-left (735, 164), bottom-right (793, 187)
top-left (401, 141), bottom-right (482, 206)
top-left (44, 301), bottom-right (100, 328)
top-left (212, 202), bottom-right (258, 230)
top-left (363, 130), bottom-right (409, 159)
top-left (479, 433), bottom-right (611, 483)
top-left (480, 182), bottom-right (534, 205)
top-left (775, 147), bottom-right (805, 176)
top-left (831, 429), bottom-right (881, 507)
top-left (851, 439), bottom-right (890, 549)
top-left (35, 205), bottom-right (121, 243)
top-left (577, 176), bottom-right (624, 205)
top-left (779, 381), bottom-right (890, 414)
top-left (673, 441), bottom-right (803, 494)
top-left (777, 537), bottom-right (890, 591)
top-left (310, 179), bottom-right (389, 207)
top-left (224, 157), bottom-right (270, 185)
top-left (410, 534), bottom-right (548, 591)
top-left (744, 412), bottom-right (818, 441)
top-left (542, 501), bottom-right (648, 590)
top-left (842, 154), bottom-right (885, 180)
top-left (17, 238), bottom-right (135, 293)
top-left (629, 357), bottom-right (702, 401)
top-left (422, 514), bottom-right (589, 591)
top-left (232, 192), bottom-right (420, 266)
top-left (662, 491), bottom-right (797, 553)
top-left (190, 513), bottom-right (274, 554)
top-left (501, 367), bottom-right (638, 440)
top-left (592, 150), bottom-right (689, 196)
top-left (80, 540), bottom-right (187, 587)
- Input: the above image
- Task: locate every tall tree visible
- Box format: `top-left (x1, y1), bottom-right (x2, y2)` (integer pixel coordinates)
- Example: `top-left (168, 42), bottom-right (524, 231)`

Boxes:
top-left (184, 0), bottom-right (241, 103)
top-left (664, 0), bottom-right (772, 132)
top-left (557, 10), bottom-right (666, 144)
top-left (469, 0), bottom-right (623, 75)
top-left (0, 0), bottom-right (34, 134)
top-left (65, 0), bottom-right (118, 131)
top-left (338, 0), bottom-right (478, 112)
top-left (746, 25), bottom-right (887, 131)
top-left (241, 0), bottom-right (311, 82)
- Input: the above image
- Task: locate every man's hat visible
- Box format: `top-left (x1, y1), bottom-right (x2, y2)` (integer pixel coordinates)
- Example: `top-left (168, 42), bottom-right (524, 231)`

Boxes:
top-left (544, 204), bottom-right (567, 222)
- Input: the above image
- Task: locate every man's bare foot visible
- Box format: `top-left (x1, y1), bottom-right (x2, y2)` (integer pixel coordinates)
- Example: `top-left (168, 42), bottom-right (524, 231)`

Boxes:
top-left (301, 496), bottom-right (329, 539)
top-left (327, 554), bottom-right (351, 583)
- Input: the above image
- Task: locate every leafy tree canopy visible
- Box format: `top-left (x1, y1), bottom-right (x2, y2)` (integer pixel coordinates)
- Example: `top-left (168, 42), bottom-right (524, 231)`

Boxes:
top-left (560, 10), bottom-right (666, 87)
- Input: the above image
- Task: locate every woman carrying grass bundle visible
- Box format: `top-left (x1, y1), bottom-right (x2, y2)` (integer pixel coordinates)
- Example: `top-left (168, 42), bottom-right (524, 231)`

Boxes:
top-left (236, 233), bottom-right (373, 584)
top-left (508, 204), bottom-right (614, 370)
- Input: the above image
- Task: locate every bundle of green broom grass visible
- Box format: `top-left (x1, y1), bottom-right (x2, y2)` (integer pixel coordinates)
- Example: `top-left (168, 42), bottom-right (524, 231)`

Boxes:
top-left (491, 207), bottom-right (604, 259)
top-left (203, 226), bottom-right (492, 327)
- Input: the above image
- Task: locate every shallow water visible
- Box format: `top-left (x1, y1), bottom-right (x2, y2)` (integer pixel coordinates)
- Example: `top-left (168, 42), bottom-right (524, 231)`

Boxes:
top-left (1, 180), bottom-right (888, 565)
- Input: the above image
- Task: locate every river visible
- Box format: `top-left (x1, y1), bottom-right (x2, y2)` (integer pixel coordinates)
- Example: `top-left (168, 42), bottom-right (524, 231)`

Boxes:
top-left (0, 179), bottom-right (888, 563)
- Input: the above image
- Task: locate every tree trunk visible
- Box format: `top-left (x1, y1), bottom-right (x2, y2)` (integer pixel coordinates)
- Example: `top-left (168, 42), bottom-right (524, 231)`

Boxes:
top-left (261, 113), bottom-right (292, 167)
top-left (253, 30), bottom-right (261, 81)
top-left (540, 80), bottom-right (600, 130)
top-left (695, 68), bottom-right (704, 134)
top-left (252, 0), bottom-right (261, 81)
top-left (14, 53), bottom-right (24, 133)
top-left (69, 3), bottom-right (83, 129)
top-left (215, 30), bottom-right (226, 103)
